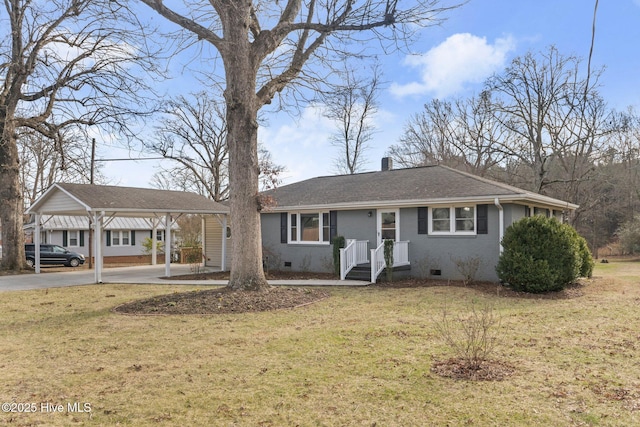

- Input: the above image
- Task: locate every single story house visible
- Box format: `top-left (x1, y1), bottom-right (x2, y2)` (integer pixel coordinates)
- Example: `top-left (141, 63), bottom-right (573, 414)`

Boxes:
top-left (251, 159), bottom-right (578, 282)
top-left (24, 215), bottom-right (179, 264)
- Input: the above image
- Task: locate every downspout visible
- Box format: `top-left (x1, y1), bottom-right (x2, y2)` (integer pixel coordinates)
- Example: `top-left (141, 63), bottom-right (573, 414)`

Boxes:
top-left (494, 198), bottom-right (504, 254)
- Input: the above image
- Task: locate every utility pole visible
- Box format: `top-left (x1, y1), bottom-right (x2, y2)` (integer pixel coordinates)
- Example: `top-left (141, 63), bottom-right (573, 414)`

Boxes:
top-left (90, 138), bottom-right (96, 185)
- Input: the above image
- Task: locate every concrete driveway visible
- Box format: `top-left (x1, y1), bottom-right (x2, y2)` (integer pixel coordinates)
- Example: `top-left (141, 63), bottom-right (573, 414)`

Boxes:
top-left (0, 264), bottom-right (364, 292)
top-left (0, 264), bottom-right (221, 292)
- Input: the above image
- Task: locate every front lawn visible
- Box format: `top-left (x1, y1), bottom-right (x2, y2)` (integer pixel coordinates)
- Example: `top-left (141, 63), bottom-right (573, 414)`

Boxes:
top-left (1, 261), bottom-right (639, 426)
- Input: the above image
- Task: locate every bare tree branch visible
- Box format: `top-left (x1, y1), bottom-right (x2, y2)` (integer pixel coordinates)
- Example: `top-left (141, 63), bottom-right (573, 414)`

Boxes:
top-left (0, 0), bottom-right (165, 270)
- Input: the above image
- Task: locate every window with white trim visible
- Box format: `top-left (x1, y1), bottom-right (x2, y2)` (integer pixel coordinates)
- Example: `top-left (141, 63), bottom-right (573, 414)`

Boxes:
top-left (429, 206), bottom-right (476, 235)
top-left (111, 230), bottom-right (131, 246)
top-left (68, 231), bottom-right (79, 247)
top-left (289, 212), bottom-right (330, 243)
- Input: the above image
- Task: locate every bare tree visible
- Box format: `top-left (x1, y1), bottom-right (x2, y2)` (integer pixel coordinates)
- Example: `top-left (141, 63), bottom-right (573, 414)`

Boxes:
top-left (147, 92), bottom-right (285, 200)
top-left (486, 46), bottom-right (608, 195)
top-left (257, 145), bottom-right (286, 191)
top-left (390, 98), bottom-right (458, 168)
top-left (136, 0), bottom-right (463, 290)
top-left (19, 130), bottom-right (106, 206)
top-left (390, 91), bottom-right (507, 176)
top-left (0, 0), bottom-right (162, 270)
top-left (147, 92), bottom-right (230, 201)
top-left (322, 64), bottom-right (382, 174)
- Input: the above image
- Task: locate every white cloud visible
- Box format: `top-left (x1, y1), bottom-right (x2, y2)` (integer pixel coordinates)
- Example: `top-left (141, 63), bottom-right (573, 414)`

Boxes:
top-left (260, 104), bottom-right (403, 183)
top-left (390, 33), bottom-right (516, 99)
top-left (259, 105), bottom-right (334, 183)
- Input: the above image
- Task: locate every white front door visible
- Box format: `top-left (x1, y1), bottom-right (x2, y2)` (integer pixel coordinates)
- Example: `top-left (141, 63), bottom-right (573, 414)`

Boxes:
top-left (377, 209), bottom-right (399, 245)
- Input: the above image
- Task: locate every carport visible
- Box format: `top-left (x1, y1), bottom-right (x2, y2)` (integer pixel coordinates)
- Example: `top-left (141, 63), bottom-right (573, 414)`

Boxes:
top-left (26, 183), bottom-right (230, 283)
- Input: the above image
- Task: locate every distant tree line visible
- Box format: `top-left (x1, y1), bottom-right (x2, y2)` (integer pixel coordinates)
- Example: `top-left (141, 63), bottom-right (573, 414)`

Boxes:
top-left (389, 46), bottom-right (640, 256)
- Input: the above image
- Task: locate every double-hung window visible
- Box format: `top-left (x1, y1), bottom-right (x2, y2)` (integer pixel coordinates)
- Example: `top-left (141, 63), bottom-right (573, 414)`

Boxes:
top-left (429, 206), bottom-right (476, 235)
top-left (68, 231), bottom-right (79, 247)
top-left (289, 212), bottom-right (330, 243)
top-left (111, 230), bottom-right (131, 246)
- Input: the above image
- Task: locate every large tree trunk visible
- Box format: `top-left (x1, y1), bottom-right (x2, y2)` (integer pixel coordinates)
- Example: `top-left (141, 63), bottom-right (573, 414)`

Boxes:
top-left (223, 11), bottom-right (269, 291)
top-left (0, 111), bottom-right (26, 270)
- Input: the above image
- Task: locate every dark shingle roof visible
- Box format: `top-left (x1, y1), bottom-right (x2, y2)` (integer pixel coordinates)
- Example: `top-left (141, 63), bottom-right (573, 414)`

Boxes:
top-left (28, 183), bottom-right (229, 216)
top-left (262, 165), bottom-right (577, 210)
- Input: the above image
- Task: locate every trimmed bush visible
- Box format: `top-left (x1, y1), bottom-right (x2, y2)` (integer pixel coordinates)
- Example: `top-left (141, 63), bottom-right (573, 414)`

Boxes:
top-left (332, 236), bottom-right (346, 276)
top-left (496, 216), bottom-right (591, 293)
top-left (568, 226), bottom-right (595, 278)
top-left (384, 239), bottom-right (394, 282)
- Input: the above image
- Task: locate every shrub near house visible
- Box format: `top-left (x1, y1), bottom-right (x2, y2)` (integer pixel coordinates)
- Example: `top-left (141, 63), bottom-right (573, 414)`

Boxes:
top-left (496, 216), bottom-right (593, 293)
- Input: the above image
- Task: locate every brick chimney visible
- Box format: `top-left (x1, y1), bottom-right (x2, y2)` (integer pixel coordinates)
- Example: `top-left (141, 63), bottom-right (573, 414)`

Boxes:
top-left (381, 157), bottom-right (393, 171)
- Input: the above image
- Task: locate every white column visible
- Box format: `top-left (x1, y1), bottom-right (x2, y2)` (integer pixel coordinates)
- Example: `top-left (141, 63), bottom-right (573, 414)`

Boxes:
top-left (151, 222), bottom-right (158, 265)
top-left (165, 213), bottom-right (172, 277)
top-left (34, 214), bottom-right (41, 273)
top-left (94, 212), bottom-right (103, 284)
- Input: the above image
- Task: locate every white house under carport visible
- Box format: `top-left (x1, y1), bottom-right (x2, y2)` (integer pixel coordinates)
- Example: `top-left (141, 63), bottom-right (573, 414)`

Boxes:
top-left (26, 183), bottom-right (230, 283)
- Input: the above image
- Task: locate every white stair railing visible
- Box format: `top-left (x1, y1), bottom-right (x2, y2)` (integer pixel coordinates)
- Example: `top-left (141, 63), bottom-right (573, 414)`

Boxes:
top-left (355, 240), bottom-right (369, 264)
top-left (394, 241), bottom-right (410, 266)
top-left (340, 239), bottom-right (369, 280)
top-left (370, 240), bottom-right (410, 283)
top-left (370, 242), bottom-right (386, 284)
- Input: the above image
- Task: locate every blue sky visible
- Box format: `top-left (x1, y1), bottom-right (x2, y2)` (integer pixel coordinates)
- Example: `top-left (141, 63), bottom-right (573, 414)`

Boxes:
top-left (100, 0), bottom-right (640, 188)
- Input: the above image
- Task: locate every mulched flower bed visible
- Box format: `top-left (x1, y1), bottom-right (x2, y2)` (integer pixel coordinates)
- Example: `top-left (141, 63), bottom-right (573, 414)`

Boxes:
top-left (114, 286), bottom-right (330, 315)
top-left (431, 358), bottom-right (516, 381)
top-left (116, 270), bottom-right (588, 316)
top-left (166, 270), bottom-right (337, 281)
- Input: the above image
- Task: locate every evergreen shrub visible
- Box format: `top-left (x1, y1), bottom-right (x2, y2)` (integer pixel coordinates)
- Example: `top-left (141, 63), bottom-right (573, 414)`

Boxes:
top-left (496, 216), bottom-right (592, 293)
top-left (332, 236), bottom-right (346, 276)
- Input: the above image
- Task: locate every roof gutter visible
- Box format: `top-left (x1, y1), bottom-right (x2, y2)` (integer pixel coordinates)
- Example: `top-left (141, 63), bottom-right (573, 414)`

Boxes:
top-left (266, 193), bottom-right (578, 213)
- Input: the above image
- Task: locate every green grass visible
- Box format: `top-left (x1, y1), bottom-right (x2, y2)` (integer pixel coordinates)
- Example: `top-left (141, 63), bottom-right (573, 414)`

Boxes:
top-left (1, 261), bottom-right (640, 426)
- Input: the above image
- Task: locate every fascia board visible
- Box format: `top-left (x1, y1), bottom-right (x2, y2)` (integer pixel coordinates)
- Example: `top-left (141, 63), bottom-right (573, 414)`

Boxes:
top-left (94, 208), bottom-right (230, 216)
top-left (267, 194), bottom-right (578, 212)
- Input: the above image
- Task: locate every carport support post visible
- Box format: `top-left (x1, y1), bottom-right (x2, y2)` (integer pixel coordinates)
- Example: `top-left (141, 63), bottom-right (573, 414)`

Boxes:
top-left (34, 214), bottom-right (41, 273)
top-left (94, 212), bottom-right (103, 284)
top-left (151, 221), bottom-right (158, 265)
top-left (165, 213), bottom-right (171, 277)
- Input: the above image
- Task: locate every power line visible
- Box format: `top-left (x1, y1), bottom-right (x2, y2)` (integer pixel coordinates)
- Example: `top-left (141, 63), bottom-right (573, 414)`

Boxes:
top-left (94, 157), bottom-right (166, 162)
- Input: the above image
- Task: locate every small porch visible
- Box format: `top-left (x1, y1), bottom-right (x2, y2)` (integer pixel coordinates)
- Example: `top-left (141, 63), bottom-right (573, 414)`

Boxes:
top-left (339, 239), bottom-right (410, 283)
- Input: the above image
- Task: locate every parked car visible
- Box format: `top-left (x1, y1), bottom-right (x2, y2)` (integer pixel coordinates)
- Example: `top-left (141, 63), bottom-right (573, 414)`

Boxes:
top-left (25, 244), bottom-right (85, 268)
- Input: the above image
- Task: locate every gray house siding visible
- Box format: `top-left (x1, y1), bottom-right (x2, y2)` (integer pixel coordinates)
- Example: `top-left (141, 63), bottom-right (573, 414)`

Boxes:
top-left (261, 209), bottom-right (380, 273)
top-left (400, 206), bottom-right (501, 282)
top-left (261, 202), bottom-right (574, 282)
top-left (261, 205), bottom-right (510, 281)
top-left (262, 213), bottom-right (333, 273)
top-left (338, 209), bottom-right (378, 244)
top-left (257, 164), bottom-right (577, 283)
